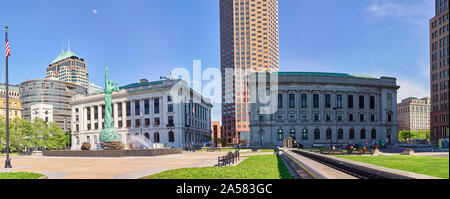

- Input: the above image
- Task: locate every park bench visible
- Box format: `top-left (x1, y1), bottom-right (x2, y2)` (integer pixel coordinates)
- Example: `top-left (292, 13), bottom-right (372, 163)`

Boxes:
top-left (320, 149), bottom-right (345, 155)
top-left (218, 151), bottom-right (240, 166)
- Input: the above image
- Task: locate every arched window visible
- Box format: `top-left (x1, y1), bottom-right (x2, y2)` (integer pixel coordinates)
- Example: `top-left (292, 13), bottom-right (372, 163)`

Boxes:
top-left (302, 128), bottom-right (308, 140)
top-left (371, 129), bottom-right (377, 139)
top-left (289, 129), bottom-right (296, 139)
top-left (349, 129), bottom-right (355, 139)
top-left (314, 129), bottom-right (320, 140)
top-left (277, 129), bottom-right (283, 141)
top-left (94, 135), bottom-right (98, 144)
top-left (144, 133), bottom-right (150, 141)
top-left (338, 129), bottom-right (344, 140)
top-left (360, 129), bottom-right (366, 139)
top-left (169, 131), bottom-right (175, 143)
top-left (87, 136), bottom-right (90, 143)
top-left (326, 129), bottom-right (332, 140)
top-left (154, 132), bottom-right (160, 143)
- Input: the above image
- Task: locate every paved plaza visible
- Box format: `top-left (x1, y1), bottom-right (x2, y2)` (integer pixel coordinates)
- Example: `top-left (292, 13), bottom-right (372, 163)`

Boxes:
top-left (0, 151), bottom-right (238, 179)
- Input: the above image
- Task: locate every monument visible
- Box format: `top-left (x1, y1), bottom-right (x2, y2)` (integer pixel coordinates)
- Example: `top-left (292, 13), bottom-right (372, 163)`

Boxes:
top-left (100, 67), bottom-right (125, 150)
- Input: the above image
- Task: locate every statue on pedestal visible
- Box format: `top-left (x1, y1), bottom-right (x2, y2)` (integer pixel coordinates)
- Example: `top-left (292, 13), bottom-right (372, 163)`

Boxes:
top-left (100, 67), bottom-right (124, 150)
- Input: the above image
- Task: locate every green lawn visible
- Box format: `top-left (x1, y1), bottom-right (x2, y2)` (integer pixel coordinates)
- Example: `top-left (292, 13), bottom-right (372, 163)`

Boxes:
top-left (335, 155), bottom-right (449, 179)
top-left (0, 152), bottom-right (19, 156)
top-left (144, 155), bottom-right (292, 179)
top-left (0, 172), bottom-right (44, 179)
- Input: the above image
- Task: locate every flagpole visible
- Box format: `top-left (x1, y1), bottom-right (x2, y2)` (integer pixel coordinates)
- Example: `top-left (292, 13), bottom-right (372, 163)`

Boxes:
top-left (4, 24), bottom-right (12, 168)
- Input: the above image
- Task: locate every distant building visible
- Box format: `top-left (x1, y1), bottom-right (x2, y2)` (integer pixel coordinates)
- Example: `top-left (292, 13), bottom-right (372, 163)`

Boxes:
top-left (0, 84), bottom-right (22, 119)
top-left (70, 78), bottom-right (213, 150)
top-left (20, 79), bottom-right (87, 131)
top-left (46, 47), bottom-right (89, 89)
top-left (249, 72), bottom-right (400, 147)
top-left (430, 0), bottom-right (449, 141)
top-left (88, 83), bottom-right (103, 94)
top-left (211, 121), bottom-right (222, 147)
top-left (30, 104), bottom-right (54, 123)
top-left (397, 97), bottom-right (431, 132)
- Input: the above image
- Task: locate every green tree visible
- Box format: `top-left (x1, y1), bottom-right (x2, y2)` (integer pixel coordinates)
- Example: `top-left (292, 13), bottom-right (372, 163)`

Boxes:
top-left (399, 131), bottom-right (413, 142)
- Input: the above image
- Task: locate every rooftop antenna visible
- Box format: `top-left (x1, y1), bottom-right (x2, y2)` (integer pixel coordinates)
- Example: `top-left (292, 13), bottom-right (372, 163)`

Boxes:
top-left (61, 41), bottom-right (64, 53)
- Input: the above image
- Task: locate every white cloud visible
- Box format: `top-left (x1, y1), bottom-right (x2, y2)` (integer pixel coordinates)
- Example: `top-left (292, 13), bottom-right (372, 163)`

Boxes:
top-left (92, 9), bottom-right (98, 15)
top-left (396, 78), bottom-right (429, 103)
top-left (366, 0), bottom-right (433, 24)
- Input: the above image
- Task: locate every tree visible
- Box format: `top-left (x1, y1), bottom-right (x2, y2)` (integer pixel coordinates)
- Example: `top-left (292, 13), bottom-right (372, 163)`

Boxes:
top-left (399, 131), bottom-right (413, 142)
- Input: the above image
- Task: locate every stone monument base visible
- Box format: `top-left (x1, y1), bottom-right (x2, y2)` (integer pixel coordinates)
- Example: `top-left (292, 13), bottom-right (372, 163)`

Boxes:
top-left (402, 148), bottom-right (415, 155)
top-left (101, 141), bottom-right (125, 150)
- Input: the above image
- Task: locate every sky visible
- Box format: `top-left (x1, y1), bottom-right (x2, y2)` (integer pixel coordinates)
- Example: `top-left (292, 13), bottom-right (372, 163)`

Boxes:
top-left (0, 0), bottom-right (435, 122)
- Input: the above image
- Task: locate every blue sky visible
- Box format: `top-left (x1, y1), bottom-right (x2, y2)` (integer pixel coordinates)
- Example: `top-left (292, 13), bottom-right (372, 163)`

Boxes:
top-left (0, 0), bottom-right (434, 122)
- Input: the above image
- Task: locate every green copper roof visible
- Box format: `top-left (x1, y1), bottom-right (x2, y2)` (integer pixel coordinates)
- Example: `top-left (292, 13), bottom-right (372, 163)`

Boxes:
top-left (275, 72), bottom-right (377, 79)
top-left (119, 80), bottom-right (164, 89)
top-left (50, 50), bottom-right (81, 65)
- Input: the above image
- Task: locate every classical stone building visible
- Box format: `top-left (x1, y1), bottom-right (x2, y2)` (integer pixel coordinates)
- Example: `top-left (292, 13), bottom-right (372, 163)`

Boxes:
top-left (30, 104), bottom-right (54, 123)
top-left (249, 72), bottom-right (400, 148)
top-left (70, 79), bottom-right (213, 150)
top-left (0, 84), bottom-right (22, 119)
top-left (20, 79), bottom-right (87, 131)
top-left (397, 97), bottom-right (430, 132)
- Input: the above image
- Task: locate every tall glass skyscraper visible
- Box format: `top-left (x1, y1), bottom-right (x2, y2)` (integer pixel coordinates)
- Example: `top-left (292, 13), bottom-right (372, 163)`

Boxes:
top-left (220, 0), bottom-right (279, 145)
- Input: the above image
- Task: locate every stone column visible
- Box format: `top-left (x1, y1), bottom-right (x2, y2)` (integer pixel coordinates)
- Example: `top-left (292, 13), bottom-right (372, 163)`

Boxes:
top-left (83, 106), bottom-right (88, 131)
top-left (90, 106), bottom-right (95, 129)
top-left (113, 103), bottom-right (118, 129)
top-left (122, 101), bottom-right (126, 127)
top-left (98, 105), bottom-right (103, 130)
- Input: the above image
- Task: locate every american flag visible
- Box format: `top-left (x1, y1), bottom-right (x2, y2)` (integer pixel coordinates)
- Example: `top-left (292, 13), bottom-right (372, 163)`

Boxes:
top-left (5, 30), bottom-right (11, 58)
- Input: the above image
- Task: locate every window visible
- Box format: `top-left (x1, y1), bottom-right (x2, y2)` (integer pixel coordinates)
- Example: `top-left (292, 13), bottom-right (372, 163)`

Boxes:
top-left (337, 113), bottom-right (343, 121)
top-left (290, 129), bottom-right (296, 139)
top-left (360, 129), bottom-right (366, 139)
top-left (145, 118), bottom-right (150, 126)
top-left (336, 95), bottom-right (342, 109)
top-left (168, 116), bottom-right (174, 127)
top-left (360, 114), bottom-right (365, 122)
top-left (168, 104), bottom-right (174, 113)
top-left (94, 107), bottom-right (98, 119)
top-left (169, 131), bottom-right (175, 143)
top-left (371, 129), bottom-right (377, 139)
top-left (370, 96), bottom-right (375, 109)
top-left (326, 129), bottom-right (332, 140)
top-left (154, 98), bottom-right (160, 114)
top-left (302, 129), bottom-right (308, 140)
top-left (349, 129), bottom-right (355, 139)
top-left (126, 120), bottom-right (131, 127)
top-left (154, 132), bottom-right (160, 143)
top-left (314, 113), bottom-right (320, 121)
top-left (325, 94), bottom-right (331, 108)
top-left (371, 114), bottom-right (375, 122)
top-left (126, 102), bottom-right (131, 116)
top-left (277, 129), bottom-right (283, 141)
top-left (154, 117), bottom-right (160, 126)
top-left (301, 114), bottom-right (307, 122)
top-left (118, 103), bottom-right (122, 117)
top-left (348, 95), bottom-right (354, 109)
top-left (359, 96), bottom-right (365, 109)
top-left (144, 99), bottom-right (150, 115)
top-left (349, 114), bottom-right (354, 121)
top-left (278, 94), bottom-right (283, 108)
top-left (313, 94), bottom-right (319, 108)
top-left (326, 113), bottom-right (331, 121)
top-left (314, 129), bottom-right (320, 140)
top-left (301, 94), bottom-right (307, 108)
top-left (289, 94), bottom-right (295, 108)
top-left (135, 100), bottom-right (141, 116)
top-left (338, 129), bottom-right (344, 140)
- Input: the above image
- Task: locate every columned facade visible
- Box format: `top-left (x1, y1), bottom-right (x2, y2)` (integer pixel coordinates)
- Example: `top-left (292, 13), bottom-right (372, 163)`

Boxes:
top-left (71, 79), bottom-right (212, 150)
top-left (249, 72), bottom-right (400, 147)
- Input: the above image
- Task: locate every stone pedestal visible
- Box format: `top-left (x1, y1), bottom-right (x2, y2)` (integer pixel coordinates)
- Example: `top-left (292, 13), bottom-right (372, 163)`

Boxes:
top-left (372, 148), bottom-right (381, 156)
top-left (101, 141), bottom-right (125, 150)
top-left (402, 148), bottom-right (415, 155)
top-left (81, 142), bottom-right (91, 151)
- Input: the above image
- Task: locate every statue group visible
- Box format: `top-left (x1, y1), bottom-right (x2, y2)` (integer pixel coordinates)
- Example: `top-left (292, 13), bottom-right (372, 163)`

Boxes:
top-left (100, 67), bottom-right (125, 150)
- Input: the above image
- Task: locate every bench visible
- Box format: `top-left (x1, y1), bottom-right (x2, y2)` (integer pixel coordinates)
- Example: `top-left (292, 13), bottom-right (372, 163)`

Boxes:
top-left (218, 151), bottom-right (240, 166)
top-left (345, 148), bottom-right (375, 155)
top-left (320, 149), bottom-right (345, 155)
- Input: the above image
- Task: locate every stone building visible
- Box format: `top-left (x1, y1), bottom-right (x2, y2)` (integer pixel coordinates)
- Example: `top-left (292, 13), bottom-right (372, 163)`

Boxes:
top-left (30, 104), bottom-right (54, 123)
top-left (20, 79), bottom-right (87, 131)
top-left (249, 72), bottom-right (400, 148)
top-left (0, 84), bottom-right (22, 119)
top-left (397, 97), bottom-right (430, 132)
top-left (70, 78), bottom-right (213, 150)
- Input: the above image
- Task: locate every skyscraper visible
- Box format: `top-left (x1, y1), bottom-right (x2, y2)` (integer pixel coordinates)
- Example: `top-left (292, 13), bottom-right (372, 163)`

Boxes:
top-left (430, 0), bottom-right (449, 141)
top-left (46, 47), bottom-right (89, 89)
top-left (220, 0), bottom-right (279, 146)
